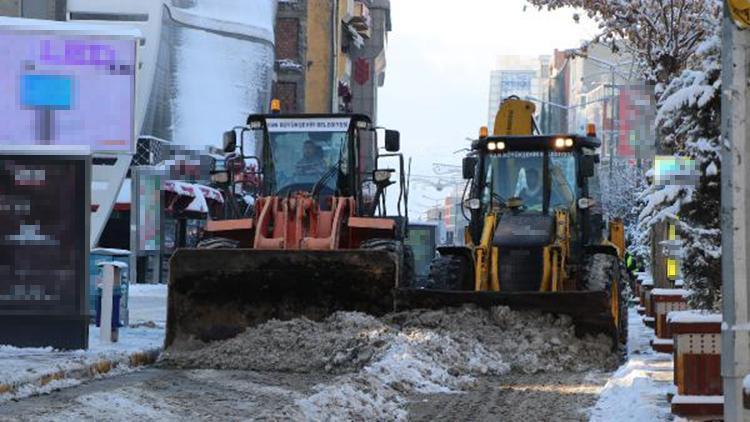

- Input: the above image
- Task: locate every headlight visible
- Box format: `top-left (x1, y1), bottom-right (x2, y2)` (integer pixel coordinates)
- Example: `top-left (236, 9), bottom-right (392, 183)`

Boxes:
top-left (249, 121), bottom-right (262, 129)
top-left (554, 138), bottom-right (566, 148)
top-left (564, 138), bottom-right (574, 147)
top-left (374, 170), bottom-right (392, 183)
top-left (464, 198), bottom-right (481, 210)
top-left (496, 141), bottom-right (506, 151)
top-left (487, 142), bottom-right (497, 151)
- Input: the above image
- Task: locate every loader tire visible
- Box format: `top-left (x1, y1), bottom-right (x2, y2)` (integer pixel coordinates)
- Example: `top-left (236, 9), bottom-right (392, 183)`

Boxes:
top-left (427, 254), bottom-right (472, 291)
top-left (585, 253), bottom-right (628, 349)
top-left (360, 239), bottom-right (416, 288)
top-left (196, 237), bottom-right (240, 249)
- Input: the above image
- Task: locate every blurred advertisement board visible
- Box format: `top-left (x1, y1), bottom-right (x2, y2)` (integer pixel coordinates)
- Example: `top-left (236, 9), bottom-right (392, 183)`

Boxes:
top-left (0, 31), bottom-right (136, 153)
top-left (0, 151), bottom-right (90, 349)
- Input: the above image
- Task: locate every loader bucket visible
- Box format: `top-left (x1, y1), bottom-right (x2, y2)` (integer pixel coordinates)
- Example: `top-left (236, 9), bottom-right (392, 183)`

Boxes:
top-left (394, 288), bottom-right (616, 340)
top-left (166, 248), bottom-right (397, 350)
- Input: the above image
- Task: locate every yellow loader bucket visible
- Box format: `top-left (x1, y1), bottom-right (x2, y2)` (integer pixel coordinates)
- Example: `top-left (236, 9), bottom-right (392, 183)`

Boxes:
top-left (166, 248), bottom-right (397, 350)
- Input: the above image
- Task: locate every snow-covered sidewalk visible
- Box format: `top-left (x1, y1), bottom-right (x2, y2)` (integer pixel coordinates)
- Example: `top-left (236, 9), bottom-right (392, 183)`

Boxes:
top-left (0, 284), bottom-right (167, 402)
top-left (589, 306), bottom-right (674, 421)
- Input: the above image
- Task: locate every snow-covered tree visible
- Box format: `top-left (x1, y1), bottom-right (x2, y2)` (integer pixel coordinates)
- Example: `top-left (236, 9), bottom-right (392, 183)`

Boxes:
top-left (526, 0), bottom-right (721, 87)
top-left (643, 33), bottom-right (722, 309)
top-left (598, 159), bottom-right (646, 248)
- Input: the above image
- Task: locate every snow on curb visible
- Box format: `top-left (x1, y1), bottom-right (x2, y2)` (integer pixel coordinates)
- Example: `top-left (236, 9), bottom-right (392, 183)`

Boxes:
top-left (0, 347), bottom-right (160, 402)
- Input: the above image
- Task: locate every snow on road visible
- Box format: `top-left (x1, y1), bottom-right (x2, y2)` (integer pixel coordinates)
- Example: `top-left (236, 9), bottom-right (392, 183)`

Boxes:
top-left (589, 307), bottom-right (674, 421)
top-left (164, 305), bottom-right (618, 421)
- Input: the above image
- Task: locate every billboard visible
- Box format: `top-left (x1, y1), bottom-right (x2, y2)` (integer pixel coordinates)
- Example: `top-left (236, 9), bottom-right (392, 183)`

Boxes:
top-left (0, 152), bottom-right (90, 349)
top-left (0, 31), bottom-right (136, 153)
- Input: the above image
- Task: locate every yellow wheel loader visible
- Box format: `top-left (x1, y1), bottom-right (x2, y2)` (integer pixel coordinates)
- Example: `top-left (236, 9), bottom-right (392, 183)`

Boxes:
top-left (395, 97), bottom-right (629, 347)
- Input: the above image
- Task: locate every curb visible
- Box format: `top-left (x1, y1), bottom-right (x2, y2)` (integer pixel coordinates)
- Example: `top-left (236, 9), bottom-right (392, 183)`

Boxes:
top-left (0, 348), bottom-right (161, 398)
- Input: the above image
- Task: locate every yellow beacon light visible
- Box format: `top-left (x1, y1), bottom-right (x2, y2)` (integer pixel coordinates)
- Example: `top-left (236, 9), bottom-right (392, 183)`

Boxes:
top-left (479, 126), bottom-right (489, 138)
top-left (271, 98), bottom-right (281, 113)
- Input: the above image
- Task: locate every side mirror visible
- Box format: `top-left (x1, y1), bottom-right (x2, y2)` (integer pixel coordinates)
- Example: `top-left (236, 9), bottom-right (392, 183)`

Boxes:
top-left (462, 156), bottom-right (477, 179)
top-left (580, 155), bottom-right (595, 177)
top-left (384, 130), bottom-right (400, 152)
top-left (223, 130), bottom-right (237, 153)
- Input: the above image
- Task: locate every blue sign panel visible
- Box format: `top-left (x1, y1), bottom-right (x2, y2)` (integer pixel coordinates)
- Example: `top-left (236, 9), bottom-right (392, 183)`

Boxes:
top-left (21, 74), bottom-right (73, 109)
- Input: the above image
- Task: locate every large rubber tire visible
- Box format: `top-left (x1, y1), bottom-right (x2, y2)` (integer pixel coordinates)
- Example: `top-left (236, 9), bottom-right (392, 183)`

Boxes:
top-left (427, 254), bottom-right (472, 291)
top-left (585, 253), bottom-right (628, 349)
top-left (360, 239), bottom-right (416, 288)
top-left (196, 236), bottom-right (240, 249)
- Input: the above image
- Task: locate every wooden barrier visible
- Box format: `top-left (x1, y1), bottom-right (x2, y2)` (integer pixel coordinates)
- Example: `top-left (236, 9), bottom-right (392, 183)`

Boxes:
top-left (668, 310), bottom-right (723, 419)
top-left (642, 282), bottom-right (656, 328)
top-left (649, 289), bottom-right (688, 353)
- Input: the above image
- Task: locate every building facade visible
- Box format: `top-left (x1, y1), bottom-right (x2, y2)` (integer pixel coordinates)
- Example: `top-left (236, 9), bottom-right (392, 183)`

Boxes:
top-left (0, 0), bottom-right (66, 20)
top-left (540, 42), bottom-right (656, 162)
top-left (274, 0), bottom-right (391, 120)
top-left (487, 55), bottom-right (549, 129)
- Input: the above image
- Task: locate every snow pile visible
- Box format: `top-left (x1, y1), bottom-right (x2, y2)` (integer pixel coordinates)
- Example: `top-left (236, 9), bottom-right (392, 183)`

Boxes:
top-left (164, 306), bottom-right (616, 376)
top-left (280, 375), bottom-right (406, 422)
top-left (164, 305), bottom-right (618, 421)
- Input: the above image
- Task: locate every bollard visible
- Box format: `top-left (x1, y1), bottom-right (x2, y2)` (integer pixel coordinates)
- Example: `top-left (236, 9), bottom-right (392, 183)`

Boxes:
top-left (96, 261), bottom-right (127, 343)
top-left (649, 289), bottom-right (689, 353)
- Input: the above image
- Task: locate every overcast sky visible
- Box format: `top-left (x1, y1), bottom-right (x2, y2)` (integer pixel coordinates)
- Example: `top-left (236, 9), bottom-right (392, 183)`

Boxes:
top-left (377, 0), bottom-right (598, 217)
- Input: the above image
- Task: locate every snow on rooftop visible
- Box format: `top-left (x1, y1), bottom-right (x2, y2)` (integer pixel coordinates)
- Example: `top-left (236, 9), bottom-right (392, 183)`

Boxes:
top-left (667, 310), bottom-right (722, 324)
top-left (0, 16), bottom-right (141, 38)
top-left (166, 0), bottom-right (274, 44)
top-left (650, 288), bottom-right (690, 297)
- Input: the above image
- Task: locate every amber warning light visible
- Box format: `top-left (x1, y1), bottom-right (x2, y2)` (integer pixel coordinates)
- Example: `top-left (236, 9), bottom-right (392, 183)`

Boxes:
top-left (586, 123), bottom-right (597, 137)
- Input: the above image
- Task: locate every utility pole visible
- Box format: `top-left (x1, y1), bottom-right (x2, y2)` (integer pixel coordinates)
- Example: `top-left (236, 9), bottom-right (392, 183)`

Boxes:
top-left (721, 2), bottom-right (750, 420)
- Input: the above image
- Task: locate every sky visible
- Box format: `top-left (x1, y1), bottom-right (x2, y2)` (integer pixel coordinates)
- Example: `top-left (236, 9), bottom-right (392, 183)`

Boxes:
top-left (377, 0), bottom-right (599, 218)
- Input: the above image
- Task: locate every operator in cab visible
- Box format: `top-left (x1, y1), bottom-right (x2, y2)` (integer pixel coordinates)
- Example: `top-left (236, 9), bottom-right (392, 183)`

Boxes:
top-left (295, 140), bottom-right (326, 177)
top-left (514, 167), bottom-right (543, 210)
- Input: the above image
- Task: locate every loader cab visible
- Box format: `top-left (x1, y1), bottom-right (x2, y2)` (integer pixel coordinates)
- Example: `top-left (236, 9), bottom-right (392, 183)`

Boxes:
top-left (229, 113), bottom-right (404, 219)
top-left (466, 135), bottom-right (602, 253)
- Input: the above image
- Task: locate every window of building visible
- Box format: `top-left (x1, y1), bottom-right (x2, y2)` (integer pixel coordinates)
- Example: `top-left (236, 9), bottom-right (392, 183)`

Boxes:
top-left (275, 18), bottom-right (299, 61)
